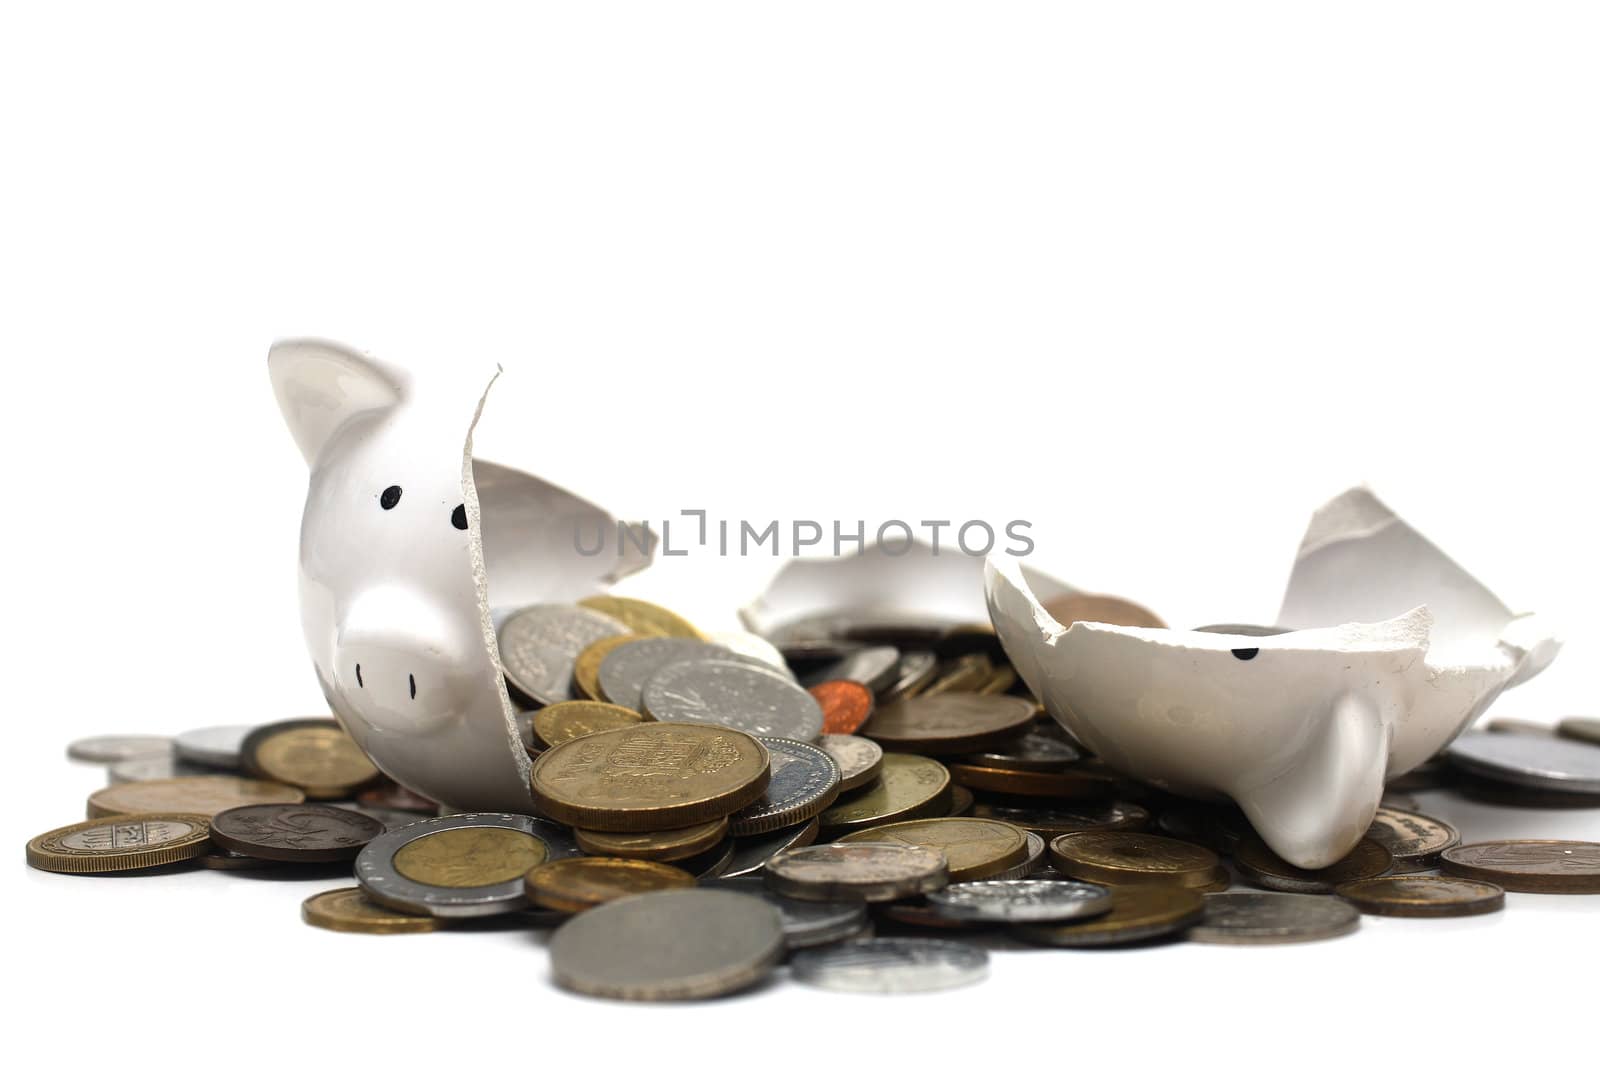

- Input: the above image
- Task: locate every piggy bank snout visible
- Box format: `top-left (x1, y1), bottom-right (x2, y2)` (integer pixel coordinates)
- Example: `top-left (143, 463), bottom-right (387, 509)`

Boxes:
top-left (332, 586), bottom-right (476, 727)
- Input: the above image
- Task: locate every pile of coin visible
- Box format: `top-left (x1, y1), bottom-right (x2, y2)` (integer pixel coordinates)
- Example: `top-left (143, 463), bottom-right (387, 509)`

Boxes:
top-left (30, 594), bottom-right (1600, 1001)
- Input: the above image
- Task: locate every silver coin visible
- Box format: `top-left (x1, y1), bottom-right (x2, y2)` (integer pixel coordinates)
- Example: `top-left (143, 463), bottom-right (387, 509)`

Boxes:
top-left (926, 878), bottom-right (1112, 923)
top-left (816, 734), bottom-right (884, 792)
top-left (498, 604), bottom-right (631, 706)
top-left (1445, 731), bottom-right (1600, 794)
top-left (644, 659), bottom-right (824, 741)
top-left (106, 756), bottom-right (216, 784)
top-left (790, 937), bottom-right (988, 994)
top-left (967, 731), bottom-right (1082, 772)
top-left (719, 819), bottom-right (820, 879)
top-left (549, 888), bottom-right (784, 1001)
top-left (67, 735), bottom-right (172, 763)
top-left (174, 724), bottom-right (258, 769)
top-left (802, 646), bottom-right (901, 695)
top-left (717, 877), bottom-right (869, 948)
top-left (992, 831), bottom-right (1048, 880)
top-left (880, 650), bottom-right (940, 702)
top-left (596, 637), bottom-right (750, 711)
top-left (355, 812), bottom-right (579, 918)
top-left (765, 842), bottom-right (948, 902)
top-left (729, 739), bottom-right (841, 836)
top-left (1193, 623), bottom-right (1294, 637)
top-left (1188, 892), bottom-right (1361, 945)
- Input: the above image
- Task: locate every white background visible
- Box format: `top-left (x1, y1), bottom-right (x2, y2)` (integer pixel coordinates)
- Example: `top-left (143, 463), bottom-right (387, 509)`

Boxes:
top-left (3, 2), bottom-right (1597, 1063)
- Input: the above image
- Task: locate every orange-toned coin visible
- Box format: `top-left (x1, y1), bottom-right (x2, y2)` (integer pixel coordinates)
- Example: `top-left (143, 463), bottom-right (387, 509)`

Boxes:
top-left (810, 680), bottom-right (875, 735)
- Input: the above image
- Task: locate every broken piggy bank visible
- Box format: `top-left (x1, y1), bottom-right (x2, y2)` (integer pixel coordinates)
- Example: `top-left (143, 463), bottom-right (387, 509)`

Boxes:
top-left (985, 487), bottom-right (1560, 869)
top-left (269, 339), bottom-right (651, 813)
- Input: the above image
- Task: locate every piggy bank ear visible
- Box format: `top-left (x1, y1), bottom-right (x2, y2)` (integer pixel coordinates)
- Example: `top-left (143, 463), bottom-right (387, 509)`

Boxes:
top-left (268, 339), bottom-right (406, 465)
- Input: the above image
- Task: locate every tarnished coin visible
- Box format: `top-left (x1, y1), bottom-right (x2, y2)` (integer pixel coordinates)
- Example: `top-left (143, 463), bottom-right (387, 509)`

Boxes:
top-left (880, 650), bottom-right (939, 702)
top-left (195, 848), bottom-right (278, 870)
top-left (966, 731), bottom-right (1081, 772)
top-left (578, 595), bottom-right (703, 640)
top-left (1188, 892), bottom-right (1361, 944)
top-left (531, 701), bottom-right (643, 748)
top-left (766, 843), bottom-right (949, 902)
top-left (1155, 803), bottom-right (1254, 856)
top-left (549, 888), bottom-right (782, 1000)
top-left (1557, 717), bottom-right (1600, 746)
top-left (1041, 592), bottom-right (1165, 629)
top-left (498, 604), bottom-right (633, 705)
top-left (943, 785), bottom-right (976, 817)
top-left (971, 800), bottom-right (1150, 836)
top-left (920, 654), bottom-right (995, 697)
top-left (596, 637), bottom-right (749, 711)
top-left (107, 756), bottom-right (213, 784)
top-left (717, 877), bottom-right (868, 947)
top-left (839, 818), bottom-right (1030, 881)
top-left (1364, 807), bottom-right (1460, 869)
top-left (720, 819), bottom-right (820, 879)
top-left (67, 735), bottom-right (172, 764)
top-left (1051, 831), bottom-right (1226, 890)
top-left (525, 857), bottom-right (696, 911)
top-left (174, 724), bottom-right (257, 769)
top-left (643, 659), bottom-right (824, 741)
top-left (802, 646), bottom-right (900, 695)
top-left (1438, 840), bottom-right (1600, 893)
top-left (863, 694), bottom-right (1034, 755)
top-left (816, 734), bottom-right (883, 793)
top-left (994, 831), bottom-right (1047, 879)
top-left (531, 722), bottom-right (772, 831)
top-left (810, 680), bottom-right (876, 735)
top-left (242, 719), bottom-right (380, 799)
top-left (927, 879), bottom-right (1113, 923)
top-left (790, 937), bottom-right (987, 994)
top-left (27, 813), bottom-right (212, 873)
top-left (1336, 875), bottom-right (1505, 917)
top-left (1234, 836), bottom-right (1392, 893)
top-left (332, 803), bottom-right (431, 831)
top-left (1447, 731), bottom-right (1600, 794)
top-left (818, 753), bottom-right (950, 835)
top-left (1010, 884), bottom-right (1205, 947)
top-left (356, 780), bottom-right (439, 815)
top-left (356, 812), bottom-right (578, 917)
top-left (88, 776), bottom-right (305, 818)
top-left (301, 887), bottom-right (442, 934)
top-left (948, 763), bottom-right (1114, 801)
top-left (210, 803), bottom-right (386, 863)
top-left (572, 634), bottom-right (643, 701)
top-left (730, 739), bottom-right (841, 836)
top-left (575, 818), bottom-right (729, 862)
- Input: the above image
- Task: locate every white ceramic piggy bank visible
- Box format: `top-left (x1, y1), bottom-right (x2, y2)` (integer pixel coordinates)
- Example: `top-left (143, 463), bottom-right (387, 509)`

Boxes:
top-left (269, 339), bottom-right (651, 813)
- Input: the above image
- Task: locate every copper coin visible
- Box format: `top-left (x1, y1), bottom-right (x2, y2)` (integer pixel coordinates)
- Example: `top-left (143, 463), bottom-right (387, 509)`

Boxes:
top-left (1336, 875), bottom-right (1505, 917)
top-left (810, 680), bottom-right (876, 735)
top-left (209, 803), bottom-right (386, 863)
top-left (1040, 593), bottom-right (1164, 629)
top-left (1234, 836), bottom-right (1392, 893)
top-left (948, 763), bottom-right (1115, 801)
top-left (1438, 840), bottom-right (1600, 893)
top-left (838, 818), bottom-right (1030, 881)
top-left (863, 694), bottom-right (1034, 755)
top-left (1364, 807), bottom-right (1459, 869)
top-left (357, 780), bottom-right (440, 815)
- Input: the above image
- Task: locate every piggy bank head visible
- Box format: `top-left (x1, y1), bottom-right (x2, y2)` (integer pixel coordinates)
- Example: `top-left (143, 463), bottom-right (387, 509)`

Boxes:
top-left (269, 339), bottom-right (651, 812)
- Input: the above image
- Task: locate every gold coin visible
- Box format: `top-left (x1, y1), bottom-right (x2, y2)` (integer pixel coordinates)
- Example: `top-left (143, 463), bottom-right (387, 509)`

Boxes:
top-left (573, 635), bottom-right (644, 701)
top-left (524, 857), bottom-right (696, 911)
top-left (574, 818), bottom-right (729, 862)
top-left (27, 813), bottom-right (212, 873)
top-left (1049, 831), bottom-right (1225, 889)
top-left (301, 887), bottom-right (442, 933)
top-left (88, 776), bottom-right (305, 818)
top-left (392, 826), bottom-right (549, 887)
top-left (863, 694), bottom-right (1035, 754)
top-left (532, 701), bottom-right (644, 748)
top-left (948, 763), bottom-right (1116, 800)
top-left (1040, 592), bottom-right (1165, 629)
top-left (244, 719), bottom-right (380, 798)
top-left (578, 596), bottom-right (703, 639)
top-left (817, 753), bottom-right (951, 836)
top-left (1010, 884), bottom-right (1205, 947)
top-left (530, 722), bottom-right (771, 831)
top-left (1335, 875), bottom-right (1505, 917)
top-left (839, 817), bottom-right (1030, 881)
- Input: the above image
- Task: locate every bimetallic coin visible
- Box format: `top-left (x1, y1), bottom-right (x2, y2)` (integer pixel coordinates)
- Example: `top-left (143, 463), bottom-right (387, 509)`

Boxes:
top-left (578, 595), bottom-right (703, 640)
top-left (356, 813), bottom-right (578, 917)
top-left (810, 680), bottom-right (876, 735)
top-left (525, 857), bottom-right (696, 911)
top-left (1557, 717), bottom-right (1600, 746)
top-left (209, 804), bottom-right (386, 863)
top-left (1010, 884), bottom-right (1205, 947)
top-left (301, 888), bottom-right (442, 934)
top-left (863, 694), bottom-right (1034, 755)
top-left (242, 719), bottom-right (380, 799)
top-left (88, 776), bottom-right (305, 818)
top-left (1234, 837), bottom-right (1393, 893)
top-left (575, 818), bottom-right (729, 862)
top-left (572, 634), bottom-right (643, 702)
top-left (27, 813), bottom-right (211, 873)
top-left (174, 724), bottom-right (257, 770)
top-left (816, 734), bottom-right (883, 793)
top-left (802, 646), bottom-right (900, 695)
top-left (839, 818), bottom-right (1030, 882)
top-left (948, 763), bottom-right (1114, 801)
top-left (880, 650), bottom-right (939, 702)
top-left (766, 843), bottom-right (949, 902)
top-left (817, 753), bottom-right (950, 836)
top-left (790, 938), bottom-right (988, 994)
top-left (1041, 592), bottom-right (1165, 629)
top-left (549, 888), bottom-right (783, 1001)
top-left (1446, 731), bottom-right (1600, 794)
top-left (1050, 831), bottom-right (1226, 890)
top-left (1438, 840), bottom-right (1600, 893)
top-left (531, 722), bottom-right (772, 831)
top-left (67, 735), bottom-right (172, 764)
top-left (966, 731), bottom-right (1081, 772)
top-left (730, 739), bottom-right (841, 836)
top-left (1189, 892), bottom-right (1361, 944)
top-left (596, 637), bottom-right (749, 711)
top-left (531, 701), bottom-right (643, 748)
top-left (498, 603), bottom-right (632, 705)
top-left (719, 819), bottom-right (819, 879)
top-left (972, 800), bottom-right (1150, 837)
top-left (1336, 876), bottom-right (1506, 917)
top-left (1365, 807), bottom-right (1460, 869)
top-left (643, 659), bottom-right (824, 741)
top-left (107, 756), bottom-right (213, 784)
top-left (717, 877), bottom-right (868, 947)
top-left (927, 879), bottom-right (1113, 923)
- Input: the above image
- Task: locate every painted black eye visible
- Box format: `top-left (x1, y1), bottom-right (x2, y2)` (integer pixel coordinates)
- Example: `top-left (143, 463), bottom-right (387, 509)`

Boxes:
top-left (1231, 648), bottom-right (1259, 661)
top-left (380, 485), bottom-right (402, 510)
top-left (451, 504), bottom-right (468, 530)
